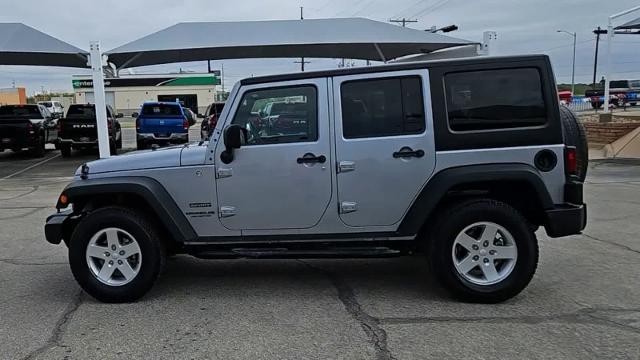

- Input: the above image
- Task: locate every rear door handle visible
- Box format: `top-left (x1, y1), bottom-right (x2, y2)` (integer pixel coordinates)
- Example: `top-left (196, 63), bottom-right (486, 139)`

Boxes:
top-left (297, 153), bottom-right (326, 164)
top-left (393, 147), bottom-right (425, 158)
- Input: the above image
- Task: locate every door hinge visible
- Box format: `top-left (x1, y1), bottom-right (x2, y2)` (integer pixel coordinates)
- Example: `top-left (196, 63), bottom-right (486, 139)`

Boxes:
top-left (337, 161), bottom-right (355, 173)
top-left (340, 201), bottom-right (358, 214)
top-left (219, 206), bottom-right (236, 217)
top-left (216, 167), bottom-right (233, 179)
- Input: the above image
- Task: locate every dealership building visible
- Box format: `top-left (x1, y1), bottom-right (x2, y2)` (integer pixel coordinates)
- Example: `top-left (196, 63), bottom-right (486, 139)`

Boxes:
top-left (72, 73), bottom-right (223, 115)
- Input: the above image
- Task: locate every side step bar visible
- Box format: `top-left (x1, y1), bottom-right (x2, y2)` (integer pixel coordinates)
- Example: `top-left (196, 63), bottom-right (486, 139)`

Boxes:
top-left (190, 246), bottom-right (402, 259)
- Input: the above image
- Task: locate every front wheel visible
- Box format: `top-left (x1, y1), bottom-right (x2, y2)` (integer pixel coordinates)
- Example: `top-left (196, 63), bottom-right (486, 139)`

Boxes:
top-left (428, 199), bottom-right (538, 303)
top-left (68, 206), bottom-right (165, 303)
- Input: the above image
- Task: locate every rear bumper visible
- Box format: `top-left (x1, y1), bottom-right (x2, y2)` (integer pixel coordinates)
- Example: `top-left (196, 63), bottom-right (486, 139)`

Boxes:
top-left (58, 138), bottom-right (98, 147)
top-left (544, 203), bottom-right (587, 238)
top-left (0, 137), bottom-right (35, 150)
top-left (137, 132), bottom-right (188, 143)
top-left (44, 210), bottom-right (75, 245)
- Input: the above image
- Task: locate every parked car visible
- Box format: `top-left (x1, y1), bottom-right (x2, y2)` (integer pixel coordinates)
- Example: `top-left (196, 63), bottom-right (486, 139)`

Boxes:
top-left (57, 104), bottom-right (122, 157)
top-left (182, 107), bottom-right (197, 127)
top-left (0, 104), bottom-right (58, 157)
top-left (200, 102), bottom-right (225, 140)
top-left (46, 55), bottom-right (587, 304)
top-left (585, 79), bottom-right (640, 108)
top-left (134, 102), bottom-right (191, 150)
top-left (38, 101), bottom-right (65, 118)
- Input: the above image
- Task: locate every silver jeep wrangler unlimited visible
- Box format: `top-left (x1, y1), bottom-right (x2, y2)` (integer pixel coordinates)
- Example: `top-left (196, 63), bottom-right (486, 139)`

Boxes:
top-left (45, 55), bottom-right (587, 303)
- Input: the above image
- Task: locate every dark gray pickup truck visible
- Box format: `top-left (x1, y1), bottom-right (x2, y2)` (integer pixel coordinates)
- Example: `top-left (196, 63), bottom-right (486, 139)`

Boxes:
top-left (57, 104), bottom-right (123, 157)
top-left (0, 104), bottom-right (58, 157)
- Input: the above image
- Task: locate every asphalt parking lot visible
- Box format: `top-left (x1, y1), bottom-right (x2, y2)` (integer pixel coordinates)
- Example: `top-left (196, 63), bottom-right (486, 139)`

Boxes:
top-left (0, 145), bottom-right (639, 359)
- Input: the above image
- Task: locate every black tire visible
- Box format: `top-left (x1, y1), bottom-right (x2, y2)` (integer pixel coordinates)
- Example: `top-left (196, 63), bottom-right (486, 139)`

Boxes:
top-left (68, 206), bottom-right (165, 303)
top-left (591, 103), bottom-right (601, 109)
top-left (110, 140), bottom-right (118, 156)
top-left (116, 132), bottom-right (123, 149)
top-left (136, 140), bottom-right (146, 150)
top-left (559, 105), bottom-right (588, 182)
top-left (630, 102), bottom-right (637, 107)
top-left (30, 134), bottom-right (45, 158)
top-left (60, 144), bottom-right (72, 157)
top-left (428, 198), bottom-right (539, 303)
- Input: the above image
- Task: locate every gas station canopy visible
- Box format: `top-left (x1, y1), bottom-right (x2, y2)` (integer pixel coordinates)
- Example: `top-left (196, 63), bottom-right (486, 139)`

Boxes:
top-left (0, 23), bottom-right (88, 68)
top-left (105, 18), bottom-right (474, 69)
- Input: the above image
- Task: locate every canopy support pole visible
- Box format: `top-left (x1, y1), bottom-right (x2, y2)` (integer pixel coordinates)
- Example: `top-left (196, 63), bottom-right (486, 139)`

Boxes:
top-left (89, 41), bottom-right (110, 159)
top-left (603, 5), bottom-right (640, 113)
top-left (374, 43), bottom-right (387, 63)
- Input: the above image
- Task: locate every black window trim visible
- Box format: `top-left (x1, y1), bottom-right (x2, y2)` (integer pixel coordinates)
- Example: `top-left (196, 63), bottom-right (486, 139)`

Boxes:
top-left (339, 75), bottom-right (427, 140)
top-left (231, 83), bottom-right (320, 146)
top-left (442, 66), bottom-right (550, 135)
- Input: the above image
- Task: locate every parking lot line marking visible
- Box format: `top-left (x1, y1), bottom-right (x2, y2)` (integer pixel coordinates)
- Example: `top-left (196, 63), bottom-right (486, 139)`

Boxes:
top-left (1, 154), bottom-right (61, 180)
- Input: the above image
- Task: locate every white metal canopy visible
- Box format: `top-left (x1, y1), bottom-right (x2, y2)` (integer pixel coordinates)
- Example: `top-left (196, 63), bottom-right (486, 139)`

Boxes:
top-left (0, 23), bottom-right (88, 68)
top-left (105, 18), bottom-right (474, 69)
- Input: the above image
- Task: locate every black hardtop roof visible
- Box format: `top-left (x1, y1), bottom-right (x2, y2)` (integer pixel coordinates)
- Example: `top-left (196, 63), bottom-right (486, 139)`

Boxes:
top-left (240, 54), bottom-right (550, 86)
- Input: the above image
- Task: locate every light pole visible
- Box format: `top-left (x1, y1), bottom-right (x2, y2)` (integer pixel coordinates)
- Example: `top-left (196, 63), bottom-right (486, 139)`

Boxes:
top-left (557, 30), bottom-right (577, 96)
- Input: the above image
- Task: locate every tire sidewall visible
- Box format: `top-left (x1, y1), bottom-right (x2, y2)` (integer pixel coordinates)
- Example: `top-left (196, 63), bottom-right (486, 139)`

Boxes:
top-left (69, 208), bottom-right (163, 302)
top-left (431, 201), bottom-right (538, 301)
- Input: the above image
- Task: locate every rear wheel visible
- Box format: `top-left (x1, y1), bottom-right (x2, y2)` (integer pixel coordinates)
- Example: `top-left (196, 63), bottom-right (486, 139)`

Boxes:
top-left (428, 199), bottom-right (538, 303)
top-left (136, 140), bottom-right (146, 150)
top-left (560, 105), bottom-right (588, 181)
top-left (110, 140), bottom-right (118, 156)
top-left (60, 144), bottom-right (72, 157)
top-left (68, 206), bottom-right (165, 303)
top-left (30, 134), bottom-right (45, 158)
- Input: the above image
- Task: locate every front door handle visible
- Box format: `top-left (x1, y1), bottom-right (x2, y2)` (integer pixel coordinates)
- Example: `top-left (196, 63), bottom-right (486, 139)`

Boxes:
top-left (393, 147), bottom-right (425, 159)
top-left (297, 153), bottom-right (326, 164)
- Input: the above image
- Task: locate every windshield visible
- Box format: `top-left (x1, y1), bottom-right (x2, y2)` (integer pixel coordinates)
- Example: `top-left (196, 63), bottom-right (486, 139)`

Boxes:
top-left (0, 105), bottom-right (43, 118)
top-left (141, 104), bottom-right (182, 117)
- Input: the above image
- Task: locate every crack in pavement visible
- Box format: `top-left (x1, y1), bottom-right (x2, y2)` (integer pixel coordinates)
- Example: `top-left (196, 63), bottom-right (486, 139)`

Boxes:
top-left (379, 307), bottom-right (640, 334)
top-left (298, 260), bottom-right (396, 360)
top-left (22, 290), bottom-right (83, 360)
top-left (0, 186), bottom-right (39, 201)
top-left (582, 233), bottom-right (640, 255)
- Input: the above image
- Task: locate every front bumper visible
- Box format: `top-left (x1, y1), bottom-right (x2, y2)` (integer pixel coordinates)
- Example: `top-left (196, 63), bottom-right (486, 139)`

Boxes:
top-left (137, 132), bottom-right (188, 143)
top-left (544, 203), bottom-right (587, 238)
top-left (44, 209), bottom-right (76, 245)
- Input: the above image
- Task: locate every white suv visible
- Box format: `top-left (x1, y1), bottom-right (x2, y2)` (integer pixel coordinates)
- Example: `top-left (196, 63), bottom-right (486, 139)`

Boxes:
top-left (38, 101), bottom-right (64, 118)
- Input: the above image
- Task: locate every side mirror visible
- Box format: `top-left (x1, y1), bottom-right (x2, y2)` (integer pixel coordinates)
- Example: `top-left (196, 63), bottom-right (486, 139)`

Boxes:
top-left (131, 112), bottom-right (139, 118)
top-left (220, 124), bottom-right (247, 164)
top-left (197, 113), bottom-right (205, 119)
top-left (116, 113), bottom-right (124, 118)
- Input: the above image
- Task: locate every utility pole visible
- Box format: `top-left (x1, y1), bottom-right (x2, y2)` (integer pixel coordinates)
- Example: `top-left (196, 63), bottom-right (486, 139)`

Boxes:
top-left (593, 27), bottom-right (607, 87)
top-left (389, 18), bottom-right (418, 27)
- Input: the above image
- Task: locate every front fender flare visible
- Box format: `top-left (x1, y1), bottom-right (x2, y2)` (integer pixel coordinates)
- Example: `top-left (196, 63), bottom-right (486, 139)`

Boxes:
top-left (58, 176), bottom-right (197, 243)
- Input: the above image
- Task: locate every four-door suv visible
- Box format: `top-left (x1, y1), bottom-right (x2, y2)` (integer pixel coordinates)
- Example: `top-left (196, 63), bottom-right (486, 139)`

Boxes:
top-left (38, 100), bottom-right (65, 118)
top-left (57, 104), bottom-right (123, 157)
top-left (0, 104), bottom-right (58, 157)
top-left (45, 55), bottom-right (588, 304)
top-left (135, 102), bottom-right (191, 149)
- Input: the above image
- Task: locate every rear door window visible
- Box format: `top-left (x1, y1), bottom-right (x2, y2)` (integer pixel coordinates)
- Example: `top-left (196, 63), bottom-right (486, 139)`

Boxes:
top-left (444, 68), bottom-right (547, 132)
top-left (340, 76), bottom-right (425, 139)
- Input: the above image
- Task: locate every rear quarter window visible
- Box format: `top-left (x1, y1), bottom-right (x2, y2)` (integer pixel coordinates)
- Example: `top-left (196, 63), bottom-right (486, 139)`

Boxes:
top-left (444, 68), bottom-right (547, 132)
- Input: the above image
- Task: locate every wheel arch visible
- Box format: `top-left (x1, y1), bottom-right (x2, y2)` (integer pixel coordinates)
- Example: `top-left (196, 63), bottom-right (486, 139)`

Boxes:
top-left (398, 163), bottom-right (554, 237)
top-left (58, 176), bottom-right (196, 246)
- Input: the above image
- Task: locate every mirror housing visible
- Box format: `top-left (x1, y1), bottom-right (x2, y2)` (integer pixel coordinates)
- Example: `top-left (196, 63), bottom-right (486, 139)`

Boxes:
top-left (116, 113), bottom-right (124, 118)
top-left (221, 124), bottom-right (247, 164)
top-left (131, 112), bottom-right (139, 118)
top-left (197, 113), bottom-right (205, 119)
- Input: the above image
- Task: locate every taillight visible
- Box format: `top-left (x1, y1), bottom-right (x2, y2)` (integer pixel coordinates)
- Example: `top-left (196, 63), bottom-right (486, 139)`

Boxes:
top-left (26, 122), bottom-right (35, 136)
top-left (183, 118), bottom-right (189, 130)
top-left (57, 120), bottom-right (63, 135)
top-left (565, 146), bottom-right (577, 176)
top-left (209, 115), bottom-right (217, 129)
top-left (136, 118), bottom-right (141, 130)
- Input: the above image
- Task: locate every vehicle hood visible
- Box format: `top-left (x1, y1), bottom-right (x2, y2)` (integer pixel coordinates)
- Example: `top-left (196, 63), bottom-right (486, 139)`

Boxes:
top-left (77, 145), bottom-right (184, 176)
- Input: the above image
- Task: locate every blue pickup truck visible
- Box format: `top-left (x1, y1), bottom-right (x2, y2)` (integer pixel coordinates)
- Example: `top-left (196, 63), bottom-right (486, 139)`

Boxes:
top-left (135, 102), bottom-right (194, 150)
